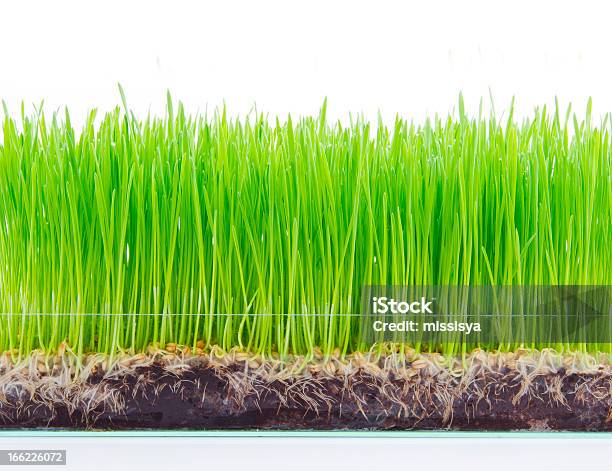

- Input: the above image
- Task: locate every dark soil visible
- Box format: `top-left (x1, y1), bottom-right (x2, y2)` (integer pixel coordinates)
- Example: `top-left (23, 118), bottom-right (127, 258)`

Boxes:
top-left (0, 364), bottom-right (610, 431)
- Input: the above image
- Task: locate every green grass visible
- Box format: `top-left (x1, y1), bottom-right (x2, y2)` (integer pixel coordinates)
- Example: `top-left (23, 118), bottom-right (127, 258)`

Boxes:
top-left (0, 93), bottom-right (610, 360)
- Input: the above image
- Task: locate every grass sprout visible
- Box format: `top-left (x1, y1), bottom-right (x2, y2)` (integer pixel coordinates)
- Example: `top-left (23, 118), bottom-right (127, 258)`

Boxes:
top-left (0, 94), bottom-right (610, 359)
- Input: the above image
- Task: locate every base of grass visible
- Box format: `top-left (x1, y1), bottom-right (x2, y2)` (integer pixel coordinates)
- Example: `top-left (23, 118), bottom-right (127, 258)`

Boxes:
top-left (0, 347), bottom-right (610, 431)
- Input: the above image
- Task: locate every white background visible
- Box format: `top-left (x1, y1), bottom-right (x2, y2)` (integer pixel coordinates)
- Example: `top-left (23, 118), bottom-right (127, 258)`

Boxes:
top-left (1, 0), bottom-right (611, 468)
top-left (2, 0), bottom-right (612, 124)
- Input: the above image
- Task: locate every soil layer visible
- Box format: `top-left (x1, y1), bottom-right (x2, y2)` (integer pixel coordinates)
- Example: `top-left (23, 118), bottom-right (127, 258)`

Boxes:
top-left (0, 355), bottom-right (610, 431)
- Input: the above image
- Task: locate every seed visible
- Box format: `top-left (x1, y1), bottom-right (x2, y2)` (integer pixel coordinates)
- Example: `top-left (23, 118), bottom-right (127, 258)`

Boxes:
top-left (323, 361), bottom-right (336, 376)
top-left (363, 363), bottom-right (382, 376)
top-left (132, 353), bottom-right (146, 363)
top-left (411, 359), bottom-right (428, 370)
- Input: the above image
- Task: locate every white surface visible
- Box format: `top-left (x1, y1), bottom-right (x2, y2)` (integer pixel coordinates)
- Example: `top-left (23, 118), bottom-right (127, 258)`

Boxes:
top-left (0, 436), bottom-right (609, 471)
top-left (2, 0), bottom-right (612, 124)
